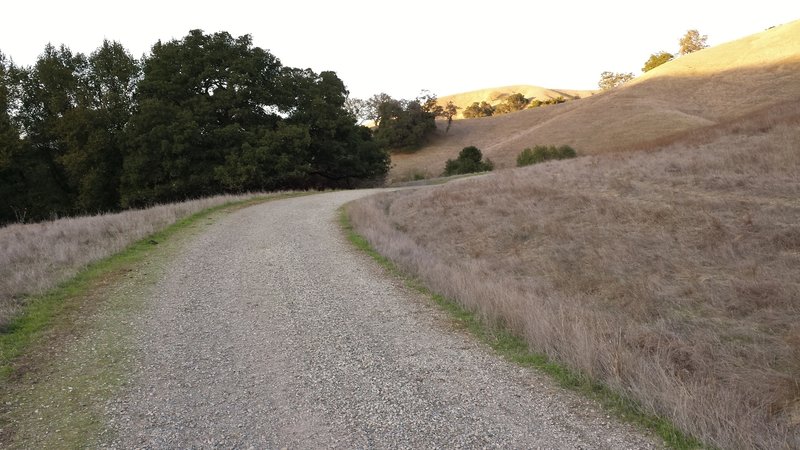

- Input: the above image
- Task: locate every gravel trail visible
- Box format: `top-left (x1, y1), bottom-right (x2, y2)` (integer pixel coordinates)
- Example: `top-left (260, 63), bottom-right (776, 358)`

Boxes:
top-left (105, 190), bottom-right (660, 448)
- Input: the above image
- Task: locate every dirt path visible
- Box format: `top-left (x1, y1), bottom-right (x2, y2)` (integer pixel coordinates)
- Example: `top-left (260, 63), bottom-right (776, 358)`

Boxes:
top-left (105, 190), bottom-right (660, 448)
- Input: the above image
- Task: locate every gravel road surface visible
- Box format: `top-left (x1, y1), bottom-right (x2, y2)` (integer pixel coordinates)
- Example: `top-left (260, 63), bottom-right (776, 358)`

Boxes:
top-left (105, 190), bottom-right (660, 448)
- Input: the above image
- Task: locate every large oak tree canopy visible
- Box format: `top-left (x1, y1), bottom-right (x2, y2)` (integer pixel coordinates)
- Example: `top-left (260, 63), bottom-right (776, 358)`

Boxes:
top-left (0, 30), bottom-right (390, 222)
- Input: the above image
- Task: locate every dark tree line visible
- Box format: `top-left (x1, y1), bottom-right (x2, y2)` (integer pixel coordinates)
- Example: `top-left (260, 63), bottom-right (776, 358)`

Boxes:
top-left (0, 30), bottom-right (390, 223)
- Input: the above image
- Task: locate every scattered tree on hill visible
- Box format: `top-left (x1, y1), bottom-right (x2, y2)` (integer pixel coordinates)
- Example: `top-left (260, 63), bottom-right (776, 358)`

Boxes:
top-left (516, 145), bottom-right (577, 167)
top-left (462, 101), bottom-right (495, 118)
top-left (642, 51), bottom-right (674, 72)
top-left (494, 93), bottom-right (529, 115)
top-left (442, 146), bottom-right (494, 176)
top-left (442, 101), bottom-right (458, 133)
top-left (679, 29), bottom-right (708, 55)
top-left (419, 90), bottom-right (443, 117)
top-left (598, 71), bottom-right (635, 91)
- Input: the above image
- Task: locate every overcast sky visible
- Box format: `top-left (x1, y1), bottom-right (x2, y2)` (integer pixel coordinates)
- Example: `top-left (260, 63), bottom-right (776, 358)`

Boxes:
top-left (3, 1), bottom-right (798, 99)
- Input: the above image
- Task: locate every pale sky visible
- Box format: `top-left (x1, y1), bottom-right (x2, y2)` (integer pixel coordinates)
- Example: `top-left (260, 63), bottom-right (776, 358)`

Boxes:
top-left (2, 1), bottom-right (798, 100)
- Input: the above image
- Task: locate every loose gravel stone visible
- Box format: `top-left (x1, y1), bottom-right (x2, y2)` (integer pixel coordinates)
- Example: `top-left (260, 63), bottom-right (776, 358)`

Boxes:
top-left (104, 190), bottom-right (661, 448)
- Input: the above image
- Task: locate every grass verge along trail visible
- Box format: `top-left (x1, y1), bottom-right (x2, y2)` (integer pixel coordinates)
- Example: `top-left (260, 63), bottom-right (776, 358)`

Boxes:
top-left (340, 208), bottom-right (701, 449)
top-left (0, 192), bottom-right (307, 448)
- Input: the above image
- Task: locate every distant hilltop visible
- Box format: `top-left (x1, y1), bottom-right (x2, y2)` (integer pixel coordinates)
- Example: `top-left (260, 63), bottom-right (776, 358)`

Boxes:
top-left (437, 85), bottom-right (597, 119)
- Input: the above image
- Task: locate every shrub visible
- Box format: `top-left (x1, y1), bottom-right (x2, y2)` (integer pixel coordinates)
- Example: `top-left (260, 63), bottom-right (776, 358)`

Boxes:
top-left (517, 145), bottom-right (577, 167)
top-left (494, 93), bottom-right (529, 115)
top-left (463, 101), bottom-right (495, 118)
top-left (443, 146), bottom-right (494, 176)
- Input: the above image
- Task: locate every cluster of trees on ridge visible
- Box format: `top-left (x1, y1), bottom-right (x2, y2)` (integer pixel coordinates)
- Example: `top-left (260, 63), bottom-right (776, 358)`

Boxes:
top-left (0, 30), bottom-right (456, 224)
top-left (599, 29), bottom-right (709, 91)
top-left (462, 93), bottom-right (570, 119)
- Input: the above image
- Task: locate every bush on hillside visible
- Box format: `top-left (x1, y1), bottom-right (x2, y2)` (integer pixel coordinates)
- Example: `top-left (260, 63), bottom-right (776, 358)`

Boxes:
top-left (463, 101), bottom-right (495, 118)
top-left (516, 145), bottom-right (577, 166)
top-left (528, 96), bottom-right (567, 109)
top-left (494, 93), bottom-right (529, 115)
top-left (443, 146), bottom-right (494, 176)
top-left (642, 51), bottom-right (674, 72)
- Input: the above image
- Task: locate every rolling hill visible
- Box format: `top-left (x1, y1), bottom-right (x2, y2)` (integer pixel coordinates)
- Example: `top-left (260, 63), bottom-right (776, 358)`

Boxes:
top-left (349, 19), bottom-right (800, 448)
top-left (436, 85), bottom-right (595, 119)
top-left (391, 19), bottom-right (800, 181)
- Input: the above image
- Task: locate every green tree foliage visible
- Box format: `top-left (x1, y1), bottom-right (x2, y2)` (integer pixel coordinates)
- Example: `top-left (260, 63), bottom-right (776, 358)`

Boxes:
top-left (443, 146), bottom-right (494, 176)
top-left (284, 69), bottom-right (388, 185)
top-left (14, 44), bottom-right (88, 218)
top-left (0, 52), bottom-right (31, 222)
top-left (462, 101), bottom-right (495, 118)
top-left (364, 92), bottom-right (393, 126)
top-left (442, 101), bottom-right (458, 133)
top-left (371, 93), bottom-right (437, 151)
top-left (0, 30), bottom-right (390, 223)
top-left (494, 93), bottom-right (529, 115)
top-left (679, 29), bottom-right (708, 55)
top-left (344, 96), bottom-right (368, 124)
top-left (60, 40), bottom-right (139, 212)
top-left (418, 90), bottom-right (443, 117)
top-left (122, 30), bottom-right (388, 206)
top-left (122, 30), bottom-right (287, 205)
top-left (528, 96), bottom-right (567, 108)
top-left (598, 71), bottom-right (635, 91)
top-left (642, 51), bottom-right (674, 72)
top-left (516, 145), bottom-right (577, 167)
top-left (2, 41), bottom-right (139, 221)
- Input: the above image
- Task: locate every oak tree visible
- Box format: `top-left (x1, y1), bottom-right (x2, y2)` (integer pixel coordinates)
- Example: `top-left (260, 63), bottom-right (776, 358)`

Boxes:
top-left (679, 30), bottom-right (708, 55)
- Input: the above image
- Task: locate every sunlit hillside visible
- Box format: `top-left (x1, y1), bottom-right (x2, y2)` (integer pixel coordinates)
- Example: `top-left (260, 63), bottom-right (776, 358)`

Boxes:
top-left (350, 66), bottom-right (800, 450)
top-left (436, 85), bottom-right (596, 119)
top-left (391, 19), bottom-right (800, 181)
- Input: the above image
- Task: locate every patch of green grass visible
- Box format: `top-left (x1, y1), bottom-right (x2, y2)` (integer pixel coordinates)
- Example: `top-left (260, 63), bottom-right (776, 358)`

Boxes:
top-left (0, 192), bottom-right (310, 448)
top-left (339, 206), bottom-right (707, 450)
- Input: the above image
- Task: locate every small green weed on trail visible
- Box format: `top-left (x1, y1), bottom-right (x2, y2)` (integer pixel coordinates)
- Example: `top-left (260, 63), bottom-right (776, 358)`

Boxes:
top-left (339, 206), bottom-right (707, 450)
top-left (0, 192), bottom-right (309, 449)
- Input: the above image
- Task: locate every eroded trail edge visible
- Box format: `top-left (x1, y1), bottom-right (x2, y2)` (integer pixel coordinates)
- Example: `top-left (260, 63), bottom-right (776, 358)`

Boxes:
top-left (106, 190), bottom-right (660, 448)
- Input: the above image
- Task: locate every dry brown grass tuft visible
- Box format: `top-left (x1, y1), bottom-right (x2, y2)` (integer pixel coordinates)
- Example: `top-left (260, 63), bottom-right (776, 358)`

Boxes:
top-left (390, 20), bottom-right (800, 182)
top-left (348, 114), bottom-right (800, 448)
top-left (0, 193), bottom-right (268, 327)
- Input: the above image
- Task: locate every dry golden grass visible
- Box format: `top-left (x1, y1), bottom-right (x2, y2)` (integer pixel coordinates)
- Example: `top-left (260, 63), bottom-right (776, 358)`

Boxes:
top-left (437, 84), bottom-right (595, 119)
top-left (391, 20), bottom-right (800, 181)
top-left (348, 103), bottom-right (800, 448)
top-left (0, 193), bottom-right (268, 328)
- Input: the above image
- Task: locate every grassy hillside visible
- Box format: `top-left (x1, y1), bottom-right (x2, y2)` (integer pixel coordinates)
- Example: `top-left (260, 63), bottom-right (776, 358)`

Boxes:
top-left (351, 19), bottom-right (800, 449)
top-left (349, 100), bottom-right (800, 449)
top-left (437, 84), bottom-right (595, 119)
top-left (391, 20), bottom-right (800, 181)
